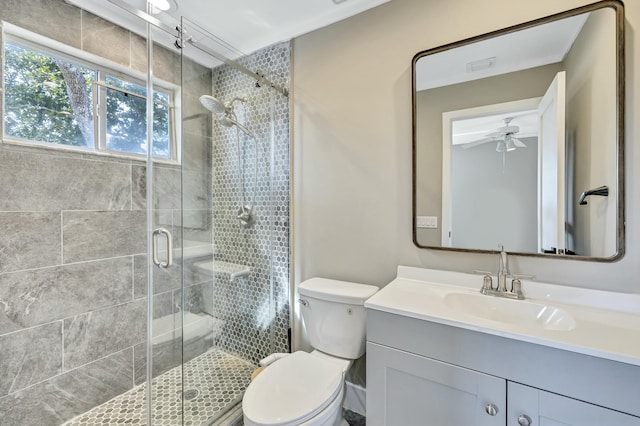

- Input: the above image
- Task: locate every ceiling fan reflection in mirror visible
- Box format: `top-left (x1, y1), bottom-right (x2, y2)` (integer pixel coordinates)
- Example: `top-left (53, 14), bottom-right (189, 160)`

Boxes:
top-left (456, 113), bottom-right (537, 172)
top-left (462, 117), bottom-right (527, 152)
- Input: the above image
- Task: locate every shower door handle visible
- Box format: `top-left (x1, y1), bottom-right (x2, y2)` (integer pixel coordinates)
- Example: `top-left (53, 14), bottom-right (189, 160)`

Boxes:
top-left (152, 228), bottom-right (173, 268)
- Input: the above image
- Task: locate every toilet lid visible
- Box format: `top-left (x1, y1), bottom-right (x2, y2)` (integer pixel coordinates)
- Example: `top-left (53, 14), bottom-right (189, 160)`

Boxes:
top-left (243, 351), bottom-right (344, 426)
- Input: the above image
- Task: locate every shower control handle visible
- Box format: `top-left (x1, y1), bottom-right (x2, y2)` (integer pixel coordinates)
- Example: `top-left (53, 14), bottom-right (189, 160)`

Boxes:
top-left (152, 228), bottom-right (173, 268)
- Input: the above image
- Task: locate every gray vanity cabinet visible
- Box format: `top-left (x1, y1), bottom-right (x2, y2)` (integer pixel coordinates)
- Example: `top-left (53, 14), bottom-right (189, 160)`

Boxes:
top-left (366, 310), bottom-right (640, 426)
top-left (367, 342), bottom-right (505, 425)
top-left (507, 382), bottom-right (640, 426)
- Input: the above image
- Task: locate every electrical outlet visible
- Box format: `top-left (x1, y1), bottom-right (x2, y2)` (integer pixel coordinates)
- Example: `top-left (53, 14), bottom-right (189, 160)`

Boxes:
top-left (416, 216), bottom-right (438, 229)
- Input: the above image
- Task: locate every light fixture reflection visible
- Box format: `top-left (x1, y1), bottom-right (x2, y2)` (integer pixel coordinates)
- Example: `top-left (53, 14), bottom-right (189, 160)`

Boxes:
top-left (148, 0), bottom-right (170, 11)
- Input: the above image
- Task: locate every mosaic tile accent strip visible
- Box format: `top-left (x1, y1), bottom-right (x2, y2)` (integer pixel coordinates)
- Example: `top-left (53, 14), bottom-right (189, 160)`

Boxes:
top-left (210, 41), bottom-right (291, 365)
top-left (62, 348), bottom-right (256, 426)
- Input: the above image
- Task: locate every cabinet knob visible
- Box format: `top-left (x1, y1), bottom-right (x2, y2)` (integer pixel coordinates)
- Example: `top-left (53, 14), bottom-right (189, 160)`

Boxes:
top-left (485, 403), bottom-right (498, 416)
top-left (518, 414), bottom-right (532, 426)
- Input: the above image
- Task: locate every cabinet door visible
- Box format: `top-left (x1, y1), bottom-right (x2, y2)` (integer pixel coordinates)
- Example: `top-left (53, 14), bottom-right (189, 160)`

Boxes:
top-left (508, 382), bottom-right (640, 426)
top-left (367, 342), bottom-right (506, 426)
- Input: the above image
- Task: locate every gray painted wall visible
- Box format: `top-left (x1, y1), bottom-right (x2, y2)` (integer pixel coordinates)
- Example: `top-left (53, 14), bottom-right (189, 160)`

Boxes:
top-left (414, 64), bottom-right (562, 247)
top-left (292, 0), bottom-right (639, 356)
top-left (451, 137), bottom-right (539, 252)
top-left (565, 9), bottom-right (618, 257)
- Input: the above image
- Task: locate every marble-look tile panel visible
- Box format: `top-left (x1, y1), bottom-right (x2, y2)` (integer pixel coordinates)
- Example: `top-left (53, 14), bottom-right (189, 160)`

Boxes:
top-left (133, 337), bottom-right (181, 386)
top-left (133, 254), bottom-right (181, 298)
top-left (0, 257), bottom-right (133, 334)
top-left (181, 281), bottom-right (213, 316)
top-left (130, 35), bottom-right (181, 85)
top-left (188, 280), bottom-right (214, 316)
top-left (0, 150), bottom-right (131, 212)
top-left (177, 209), bottom-right (214, 244)
top-left (183, 169), bottom-right (211, 210)
top-left (63, 210), bottom-right (146, 263)
top-left (131, 164), bottom-right (182, 210)
top-left (182, 115), bottom-right (212, 174)
top-left (0, 322), bottom-right (62, 397)
top-left (1, 0), bottom-right (81, 48)
top-left (0, 348), bottom-right (133, 426)
top-left (63, 299), bottom-right (146, 370)
top-left (152, 290), bottom-right (176, 322)
top-left (81, 11), bottom-right (130, 66)
top-left (182, 58), bottom-right (213, 117)
top-left (0, 212), bottom-right (61, 273)
top-left (196, 276), bottom-right (215, 319)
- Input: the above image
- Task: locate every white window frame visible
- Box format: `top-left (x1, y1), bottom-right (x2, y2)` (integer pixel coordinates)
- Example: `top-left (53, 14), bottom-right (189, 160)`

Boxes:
top-left (2, 22), bottom-right (181, 164)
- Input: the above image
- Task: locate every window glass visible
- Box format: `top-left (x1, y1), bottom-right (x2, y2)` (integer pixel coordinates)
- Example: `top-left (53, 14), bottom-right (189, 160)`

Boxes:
top-left (3, 37), bottom-right (175, 161)
top-left (104, 75), bottom-right (171, 159)
top-left (4, 41), bottom-right (96, 147)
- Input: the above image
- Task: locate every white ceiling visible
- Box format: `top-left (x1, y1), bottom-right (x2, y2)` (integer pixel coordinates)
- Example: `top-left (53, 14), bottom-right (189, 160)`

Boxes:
top-left (66, 0), bottom-right (391, 66)
top-left (415, 13), bottom-right (588, 91)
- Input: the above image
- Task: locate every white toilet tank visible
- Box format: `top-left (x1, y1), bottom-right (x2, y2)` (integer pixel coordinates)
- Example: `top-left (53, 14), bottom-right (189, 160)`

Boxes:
top-left (298, 278), bottom-right (379, 359)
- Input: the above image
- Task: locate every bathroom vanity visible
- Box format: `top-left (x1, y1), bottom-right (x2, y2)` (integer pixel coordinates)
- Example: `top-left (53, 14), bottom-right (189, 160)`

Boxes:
top-left (365, 267), bottom-right (640, 426)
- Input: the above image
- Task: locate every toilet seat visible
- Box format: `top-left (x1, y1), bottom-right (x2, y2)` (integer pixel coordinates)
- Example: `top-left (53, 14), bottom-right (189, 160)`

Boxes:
top-left (242, 351), bottom-right (345, 426)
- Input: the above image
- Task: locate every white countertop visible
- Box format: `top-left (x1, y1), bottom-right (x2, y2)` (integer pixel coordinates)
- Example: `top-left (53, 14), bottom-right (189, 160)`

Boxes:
top-left (365, 266), bottom-right (640, 367)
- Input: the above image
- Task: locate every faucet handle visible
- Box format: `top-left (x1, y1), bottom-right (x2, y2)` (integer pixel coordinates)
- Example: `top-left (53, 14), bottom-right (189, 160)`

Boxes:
top-left (512, 274), bottom-right (535, 281)
top-left (473, 270), bottom-right (494, 292)
top-left (510, 274), bottom-right (534, 299)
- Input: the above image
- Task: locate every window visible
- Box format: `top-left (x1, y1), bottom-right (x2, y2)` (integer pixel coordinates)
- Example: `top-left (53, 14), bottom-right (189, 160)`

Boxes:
top-left (3, 33), bottom-right (177, 161)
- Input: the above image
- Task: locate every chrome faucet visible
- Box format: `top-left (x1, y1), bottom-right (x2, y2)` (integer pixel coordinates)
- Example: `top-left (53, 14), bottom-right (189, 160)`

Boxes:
top-left (474, 245), bottom-right (533, 300)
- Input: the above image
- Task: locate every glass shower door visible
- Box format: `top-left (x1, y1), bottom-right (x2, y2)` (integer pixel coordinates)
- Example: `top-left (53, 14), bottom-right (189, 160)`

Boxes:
top-left (144, 13), bottom-right (185, 426)
top-left (177, 17), bottom-right (291, 425)
top-left (178, 19), bottom-right (250, 424)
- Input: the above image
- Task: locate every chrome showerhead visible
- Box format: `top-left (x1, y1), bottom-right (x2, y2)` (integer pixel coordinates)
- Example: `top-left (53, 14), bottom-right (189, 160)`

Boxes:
top-left (200, 94), bottom-right (255, 138)
top-left (199, 95), bottom-right (228, 114)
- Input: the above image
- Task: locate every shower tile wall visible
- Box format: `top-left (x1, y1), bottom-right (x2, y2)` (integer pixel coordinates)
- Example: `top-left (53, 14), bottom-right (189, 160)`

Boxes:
top-left (0, 1), bottom-right (212, 424)
top-left (206, 42), bottom-right (291, 364)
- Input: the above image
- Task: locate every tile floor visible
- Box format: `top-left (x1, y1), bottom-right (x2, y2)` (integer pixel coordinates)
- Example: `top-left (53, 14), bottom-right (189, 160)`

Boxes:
top-left (62, 348), bottom-right (256, 426)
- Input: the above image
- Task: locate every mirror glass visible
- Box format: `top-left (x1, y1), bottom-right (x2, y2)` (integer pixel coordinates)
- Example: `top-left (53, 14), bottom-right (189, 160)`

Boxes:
top-left (412, 1), bottom-right (623, 260)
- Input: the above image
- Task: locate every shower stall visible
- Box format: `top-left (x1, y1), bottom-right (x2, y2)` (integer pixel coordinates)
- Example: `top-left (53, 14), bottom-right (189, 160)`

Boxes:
top-left (0, 1), bottom-right (290, 425)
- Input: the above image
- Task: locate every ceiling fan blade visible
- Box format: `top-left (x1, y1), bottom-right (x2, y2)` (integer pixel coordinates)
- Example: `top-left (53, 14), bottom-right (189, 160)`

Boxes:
top-left (461, 137), bottom-right (497, 149)
top-left (512, 138), bottom-right (526, 148)
top-left (486, 125), bottom-right (519, 138)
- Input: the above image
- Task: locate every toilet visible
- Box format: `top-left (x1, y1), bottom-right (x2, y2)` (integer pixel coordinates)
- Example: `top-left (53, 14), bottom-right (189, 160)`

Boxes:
top-left (242, 277), bottom-right (379, 426)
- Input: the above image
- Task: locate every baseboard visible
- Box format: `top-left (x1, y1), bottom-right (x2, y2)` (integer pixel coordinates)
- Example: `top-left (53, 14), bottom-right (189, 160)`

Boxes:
top-left (344, 382), bottom-right (366, 416)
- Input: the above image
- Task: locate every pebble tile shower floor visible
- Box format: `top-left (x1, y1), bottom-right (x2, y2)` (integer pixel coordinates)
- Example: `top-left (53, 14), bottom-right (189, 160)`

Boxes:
top-left (62, 348), bottom-right (256, 426)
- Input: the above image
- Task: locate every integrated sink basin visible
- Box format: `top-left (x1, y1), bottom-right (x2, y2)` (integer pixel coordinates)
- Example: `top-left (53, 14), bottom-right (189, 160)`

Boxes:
top-left (443, 292), bottom-right (576, 331)
top-left (364, 266), bottom-right (640, 367)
